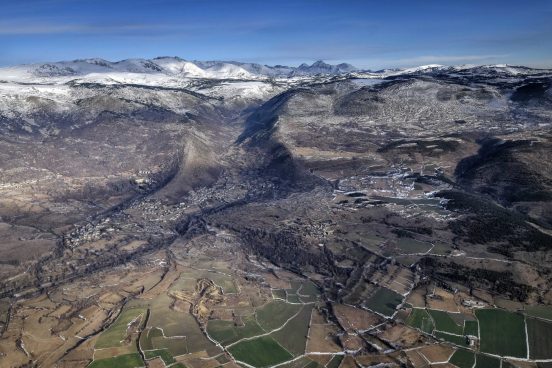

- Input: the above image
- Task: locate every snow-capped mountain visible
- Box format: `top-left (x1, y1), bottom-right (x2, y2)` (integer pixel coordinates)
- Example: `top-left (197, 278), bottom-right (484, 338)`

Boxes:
top-left (390, 64), bottom-right (446, 75)
top-left (150, 57), bottom-right (210, 78)
top-left (2, 57), bottom-right (550, 86)
top-left (377, 63), bottom-right (552, 78)
top-left (295, 60), bottom-right (356, 75)
top-left (0, 57), bottom-right (357, 83)
top-left (1, 57), bottom-right (550, 122)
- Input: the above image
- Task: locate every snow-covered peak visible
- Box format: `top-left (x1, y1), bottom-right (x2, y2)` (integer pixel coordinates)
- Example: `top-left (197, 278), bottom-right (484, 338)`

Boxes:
top-left (112, 59), bottom-right (164, 73)
top-left (0, 57), bottom-right (359, 83)
top-left (447, 64), bottom-right (549, 76)
top-left (2, 57), bottom-right (548, 85)
top-left (204, 63), bottom-right (253, 79)
top-left (395, 64), bottom-right (446, 75)
top-left (368, 63), bottom-right (552, 78)
top-left (152, 57), bottom-right (208, 78)
top-left (294, 60), bottom-right (356, 75)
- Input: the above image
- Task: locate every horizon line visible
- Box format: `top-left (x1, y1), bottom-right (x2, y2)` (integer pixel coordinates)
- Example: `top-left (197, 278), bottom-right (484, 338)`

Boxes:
top-left (1, 56), bottom-right (551, 71)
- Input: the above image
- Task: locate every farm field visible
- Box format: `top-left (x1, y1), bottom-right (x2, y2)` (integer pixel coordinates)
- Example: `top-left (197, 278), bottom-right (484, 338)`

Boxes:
top-left (449, 349), bottom-right (475, 368)
top-left (298, 280), bottom-right (320, 297)
top-left (395, 237), bottom-right (432, 254)
top-left (463, 320), bottom-right (478, 337)
top-left (147, 294), bottom-right (190, 337)
top-left (527, 317), bottom-right (552, 359)
top-left (428, 309), bottom-right (464, 335)
top-left (474, 354), bottom-right (501, 368)
top-left (144, 349), bottom-right (176, 365)
top-left (525, 305), bottom-right (552, 321)
top-left (278, 356), bottom-right (313, 368)
top-left (256, 300), bottom-right (302, 331)
top-left (280, 355), bottom-right (325, 368)
top-left (406, 308), bottom-right (434, 333)
top-left (476, 309), bottom-right (527, 358)
top-left (429, 243), bottom-right (452, 256)
top-left (405, 287), bottom-right (426, 308)
top-left (179, 265), bottom-right (327, 367)
top-left (435, 331), bottom-right (469, 346)
top-left (228, 336), bottom-right (293, 367)
top-left (152, 336), bottom-right (188, 357)
top-left (306, 322), bottom-right (342, 353)
top-left (371, 265), bottom-right (414, 296)
top-left (405, 349), bottom-right (428, 367)
top-left (271, 305), bottom-right (313, 355)
top-left (363, 287), bottom-right (403, 317)
top-left (142, 291), bottom-right (218, 356)
top-left (139, 327), bottom-right (162, 351)
top-left (95, 307), bottom-right (146, 349)
top-left (88, 353), bottom-right (143, 368)
top-left (14, 253), bottom-right (544, 368)
top-left (287, 294), bottom-right (302, 303)
top-left (191, 263), bottom-right (329, 367)
top-left (286, 280), bottom-right (303, 294)
top-left (326, 355), bottom-right (344, 368)
top-left (298, 281), bottom-right (321, 303)
top-left (333, 304), bottom-right (382, 332)
top-left (272, 289), bottom-right (287, 300)
top-left (427, 288), bottom-right (459, 312)
top-left (207, 315), bottom-right (264, 345)
top-left (417, 345), bottom-right (455, 364)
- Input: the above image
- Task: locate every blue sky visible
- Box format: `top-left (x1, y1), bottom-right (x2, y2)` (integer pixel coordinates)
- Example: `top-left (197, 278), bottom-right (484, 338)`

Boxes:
top-left (1, 0), bottom-right (551, 68)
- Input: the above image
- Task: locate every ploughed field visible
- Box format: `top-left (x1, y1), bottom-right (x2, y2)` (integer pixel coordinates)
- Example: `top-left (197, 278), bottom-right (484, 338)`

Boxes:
top-left (0, 61), bottom-right (552, 368)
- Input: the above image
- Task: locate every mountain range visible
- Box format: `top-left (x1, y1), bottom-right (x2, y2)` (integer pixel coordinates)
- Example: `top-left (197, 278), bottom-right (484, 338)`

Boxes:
top-left (1, 57), bottom-right (550, 83)
top-left (0, 57), bottom-right (357, 80)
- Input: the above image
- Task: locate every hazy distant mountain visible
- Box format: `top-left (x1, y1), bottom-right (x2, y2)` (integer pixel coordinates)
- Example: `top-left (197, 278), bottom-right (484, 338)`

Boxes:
top-left (2, 57), bottom-right (550, 86)
top-left (0, 57), bottom-right (358, 81)
top-left (294, 60), bottom-right (357, 75)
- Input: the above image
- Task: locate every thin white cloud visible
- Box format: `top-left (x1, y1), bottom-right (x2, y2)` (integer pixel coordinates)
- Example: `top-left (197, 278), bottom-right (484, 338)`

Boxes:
top-left (0, 22), bottom-right (161, 35)
top-left (0, 18), bottom-right (296, 36)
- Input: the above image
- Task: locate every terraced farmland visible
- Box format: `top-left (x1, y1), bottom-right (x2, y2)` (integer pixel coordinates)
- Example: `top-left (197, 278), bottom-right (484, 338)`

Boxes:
top-left (201, 272), bottom-right (334, 367)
